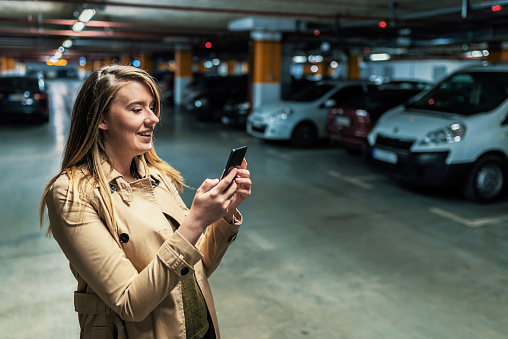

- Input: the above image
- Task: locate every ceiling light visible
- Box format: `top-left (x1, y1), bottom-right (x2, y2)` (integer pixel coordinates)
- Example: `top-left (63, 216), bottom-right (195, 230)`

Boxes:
top-left (62, 39), bottom-right (73, 48)
top-left (78, 9), bottom-right (96, 23)
top-left (72, 22), bottom-right (85, 32)
top-left (369, 53), bottom-right (391, 61)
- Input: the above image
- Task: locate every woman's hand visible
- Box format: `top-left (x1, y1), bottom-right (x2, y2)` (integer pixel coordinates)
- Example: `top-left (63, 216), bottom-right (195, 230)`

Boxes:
top-left (178, 169), bottom-right (239, 245)
top-left (224, 158), bottom-right (251, 222)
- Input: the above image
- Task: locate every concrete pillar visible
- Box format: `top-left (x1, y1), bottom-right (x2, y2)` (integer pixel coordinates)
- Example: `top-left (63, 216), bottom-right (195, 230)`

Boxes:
top-left (251, 31), bottom-right (282, 110)
top-left (119, 55), bottom-right (131, 66)
top-left (174, 48), bottom-right (193, 106)
top-left (487, 42), bottom-right (508, 63)
top-left (348, 54), bottom-right (361, 80)
top-left (139, 54), bottom-right (154, 74)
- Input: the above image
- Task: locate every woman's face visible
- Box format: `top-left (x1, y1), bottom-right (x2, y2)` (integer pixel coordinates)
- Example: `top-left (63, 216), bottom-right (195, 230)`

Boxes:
top-left (100, 80), bottom-right (159, 160)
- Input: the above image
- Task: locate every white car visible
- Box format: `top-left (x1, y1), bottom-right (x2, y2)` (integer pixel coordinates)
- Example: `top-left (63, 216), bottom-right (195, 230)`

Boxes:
top-left (364, 64), bottom-right (508, 202)
top-left (247, 80), bottom-right (374, 147)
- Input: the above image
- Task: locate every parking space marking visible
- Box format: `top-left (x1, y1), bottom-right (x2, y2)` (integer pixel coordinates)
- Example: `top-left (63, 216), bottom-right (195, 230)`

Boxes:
top-left (430, 207), bottom-right (508, 228)
top-left (327, 170), bottom-right (383, 189)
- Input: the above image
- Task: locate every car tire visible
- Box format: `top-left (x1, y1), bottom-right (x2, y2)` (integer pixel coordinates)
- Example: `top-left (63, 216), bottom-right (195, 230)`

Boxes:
top-left (291, 122), bottom-right (317, 148)
top-left (463, 155), bottom-right (506, 203)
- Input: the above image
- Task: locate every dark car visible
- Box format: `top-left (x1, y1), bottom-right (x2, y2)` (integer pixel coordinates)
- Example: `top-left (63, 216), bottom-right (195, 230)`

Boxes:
top-left (152, 71), bottom-right (174, 105)
top-left (187, 75), bottom-right (248, 121)
top-left (220, 93), bottom-right (250, 128)
top-left (326, 87), bottom-right (423, 152)
top-left (0, 76), bottom-right (49, 123)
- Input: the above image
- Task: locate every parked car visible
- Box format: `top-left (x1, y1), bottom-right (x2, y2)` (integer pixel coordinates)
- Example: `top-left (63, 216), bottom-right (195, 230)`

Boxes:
top-left (152, 71), bottom-right (174, 104)
top-left (220, 94), bottom-right (250, 128)
top-left (247, 80), bottom-right (377, 147)
top-left (326, 87), bottom-right (423, 152)
top-left (363, 64), bottom-right (508, 202)
top-left (0, 75), bottom-right (49, 123)
top-left (185, 75), bottom-right (248, 121)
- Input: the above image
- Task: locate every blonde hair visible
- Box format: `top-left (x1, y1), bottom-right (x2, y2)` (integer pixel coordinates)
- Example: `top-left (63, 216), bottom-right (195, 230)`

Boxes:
top-left (40, 65), bottom-right (184, 235)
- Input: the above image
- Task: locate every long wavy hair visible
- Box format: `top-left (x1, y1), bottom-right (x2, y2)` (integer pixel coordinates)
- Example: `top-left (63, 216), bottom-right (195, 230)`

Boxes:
top-left (40, 65), bottom-right (184, 235)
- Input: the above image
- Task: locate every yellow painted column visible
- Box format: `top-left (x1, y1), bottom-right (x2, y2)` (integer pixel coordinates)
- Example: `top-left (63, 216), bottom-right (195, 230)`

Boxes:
top-left (487, 48), bottom-right (508, 63)
top-left (251, 31), bottom-right (282, 111)
top-left (174, 48), bottom-right (193, 105)
top-left (227, 61), bottom-right (237, 75)
top-left (348, 54), bottom-right (361, 80)
top-left (139, 54), bottom-right (154, 74)
top-left (1, 56), bottom-right (17, 74)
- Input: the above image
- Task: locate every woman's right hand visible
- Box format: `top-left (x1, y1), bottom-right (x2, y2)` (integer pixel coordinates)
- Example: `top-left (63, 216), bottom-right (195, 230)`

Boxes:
top-left (178, 169), bottom-right (238, 245)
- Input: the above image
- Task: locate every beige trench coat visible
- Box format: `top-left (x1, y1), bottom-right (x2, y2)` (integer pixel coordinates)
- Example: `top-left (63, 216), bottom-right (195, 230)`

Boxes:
top-left (46, 157), bottom-right (241, 339)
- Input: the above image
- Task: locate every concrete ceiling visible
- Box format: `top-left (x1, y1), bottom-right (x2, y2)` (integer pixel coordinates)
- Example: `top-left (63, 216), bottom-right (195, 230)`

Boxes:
top-left (1, 0), bottom-right (508, 63)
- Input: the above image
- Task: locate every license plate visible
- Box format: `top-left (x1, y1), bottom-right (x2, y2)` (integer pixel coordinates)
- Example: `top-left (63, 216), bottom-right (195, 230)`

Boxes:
top-left (335, 116), bottom-right (350, 126)
top-left (8, 93), bottom-right (25, 101)
top-left (372, 148), bottom-right (398, 164)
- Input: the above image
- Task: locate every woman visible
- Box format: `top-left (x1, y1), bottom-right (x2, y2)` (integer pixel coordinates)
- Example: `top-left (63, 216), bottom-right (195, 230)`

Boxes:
top-left (40, 65), bottom-right (251, 339)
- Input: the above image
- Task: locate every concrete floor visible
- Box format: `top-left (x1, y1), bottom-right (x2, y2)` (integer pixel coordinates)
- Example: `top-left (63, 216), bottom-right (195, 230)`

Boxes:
top-left (1, 79), bottom-right (508, 339)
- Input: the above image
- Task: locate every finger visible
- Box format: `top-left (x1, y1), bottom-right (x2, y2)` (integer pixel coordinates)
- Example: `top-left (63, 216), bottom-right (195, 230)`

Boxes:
top-left (216, 168), bottom-right (238, 192)
top-left (240, 158), bottom-right (248, 169)
top-left (235, 169), bottom-right (250, 178)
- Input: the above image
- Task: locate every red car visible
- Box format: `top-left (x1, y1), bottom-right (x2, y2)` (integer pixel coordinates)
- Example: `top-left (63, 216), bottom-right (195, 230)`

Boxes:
top-left (326, 88), bottom-right (423, 152)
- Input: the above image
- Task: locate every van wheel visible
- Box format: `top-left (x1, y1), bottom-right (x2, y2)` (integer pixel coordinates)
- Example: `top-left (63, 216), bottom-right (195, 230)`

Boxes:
top-left (291, 122), bottom-right (317, 147)
top-left (463, 155), bottom-right (506, 203)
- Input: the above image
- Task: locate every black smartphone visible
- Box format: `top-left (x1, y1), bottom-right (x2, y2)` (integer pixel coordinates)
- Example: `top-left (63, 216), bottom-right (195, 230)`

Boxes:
top-left (220, 146), bottom-right (247, 180)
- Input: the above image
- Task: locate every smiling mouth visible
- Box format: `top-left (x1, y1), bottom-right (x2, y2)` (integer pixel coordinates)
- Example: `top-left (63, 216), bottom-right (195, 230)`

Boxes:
top-left (138, 132), bottom-right (152, 137)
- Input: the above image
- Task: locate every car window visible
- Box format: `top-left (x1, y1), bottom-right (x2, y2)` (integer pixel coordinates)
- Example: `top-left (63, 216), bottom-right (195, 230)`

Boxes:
top-left (287, 84), bottom-right (335, 102)
top-left (407, 71), bottom-right (508, 115)
top-left (0, 77), bottom-right (42, 91)
top-left (328, 85), bottom-right (375, 105)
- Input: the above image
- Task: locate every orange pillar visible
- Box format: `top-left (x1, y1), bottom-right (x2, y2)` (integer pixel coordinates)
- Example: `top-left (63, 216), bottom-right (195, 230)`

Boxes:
top-left (139, 54), bottom-right (154, 74)
top-left (348, 54), bottom-right (361, 80)
top-left (174, 48), bottom-right (193, 105)
top-left (251, 31), bottom-right (281, 110)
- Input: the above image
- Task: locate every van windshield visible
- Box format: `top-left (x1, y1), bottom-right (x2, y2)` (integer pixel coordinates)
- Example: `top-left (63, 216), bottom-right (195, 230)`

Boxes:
top-left (406, 71), bottom-right (508, 115)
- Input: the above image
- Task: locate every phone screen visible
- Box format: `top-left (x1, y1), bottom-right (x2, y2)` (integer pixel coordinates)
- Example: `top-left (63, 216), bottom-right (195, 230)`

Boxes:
top-left (221, 146), bottom-right (247, 180)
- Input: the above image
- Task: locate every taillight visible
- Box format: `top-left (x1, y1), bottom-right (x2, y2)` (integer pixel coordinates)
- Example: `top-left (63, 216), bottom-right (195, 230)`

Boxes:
top-left (33, 92), bottom-right (48, 101)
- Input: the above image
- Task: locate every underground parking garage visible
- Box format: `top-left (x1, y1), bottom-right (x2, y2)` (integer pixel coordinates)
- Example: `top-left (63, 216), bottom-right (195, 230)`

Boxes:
top-left (1, 1), bottom-right (508, 338)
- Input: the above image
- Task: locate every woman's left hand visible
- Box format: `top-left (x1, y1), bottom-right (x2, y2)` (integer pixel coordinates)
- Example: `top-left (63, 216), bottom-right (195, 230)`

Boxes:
top-left (225, 158), bottom-right (251, 221)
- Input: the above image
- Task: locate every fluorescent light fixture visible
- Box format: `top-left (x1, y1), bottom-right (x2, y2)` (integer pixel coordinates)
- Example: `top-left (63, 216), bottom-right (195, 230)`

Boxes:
top-left (369, 53), bottom-right (391, 61)
top-left (293, 56), bottom-right (306, 63)
top-left (72, 21), bottom-right (85, 32)
top-left (78, 9), bottom-right (96, 23)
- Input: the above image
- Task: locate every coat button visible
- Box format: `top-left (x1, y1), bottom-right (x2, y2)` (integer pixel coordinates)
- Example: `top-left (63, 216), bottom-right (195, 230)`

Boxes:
top-left (119, 233), bottom-right (129, 243)
top-left (180, 267), bottom-right (189, 276)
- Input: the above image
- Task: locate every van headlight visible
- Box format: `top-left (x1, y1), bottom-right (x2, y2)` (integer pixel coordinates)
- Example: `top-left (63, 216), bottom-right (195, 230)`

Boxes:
top-left (267, 107), bottom-right (293, 123)
top-left (420, 123), bottom-right (466, 146)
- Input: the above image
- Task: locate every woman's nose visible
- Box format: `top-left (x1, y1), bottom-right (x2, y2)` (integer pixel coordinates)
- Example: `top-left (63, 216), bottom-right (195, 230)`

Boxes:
top-left (146, 111), bottom-right (159, 125)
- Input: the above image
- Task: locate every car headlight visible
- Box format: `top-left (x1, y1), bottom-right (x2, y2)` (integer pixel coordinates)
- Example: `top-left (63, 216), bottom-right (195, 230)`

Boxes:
top-left (420, 123), bottom-right (466, 146)
top-left (267, 107), bottom-right (293, 123)
top-left (235, 101), bottom-right (250, 112)
top-left (194, 97), bottom-right (208, 108)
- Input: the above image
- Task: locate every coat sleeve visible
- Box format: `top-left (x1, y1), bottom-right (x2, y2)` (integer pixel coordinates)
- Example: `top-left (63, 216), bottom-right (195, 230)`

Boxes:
top-left (163, 178), bottom-right (243, 277)
top-left (46, 175), bottom-right (203, 322)
top-left (198, 210), bottom-right (242, 277)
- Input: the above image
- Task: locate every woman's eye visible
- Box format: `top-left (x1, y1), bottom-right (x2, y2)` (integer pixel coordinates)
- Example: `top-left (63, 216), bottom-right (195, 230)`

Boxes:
top-left (133, 108), bottom-right (142, 113)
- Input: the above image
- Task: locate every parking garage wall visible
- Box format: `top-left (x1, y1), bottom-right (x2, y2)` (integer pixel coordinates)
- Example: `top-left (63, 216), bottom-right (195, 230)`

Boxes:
top-left (362, 59), bottom-right (483, 83)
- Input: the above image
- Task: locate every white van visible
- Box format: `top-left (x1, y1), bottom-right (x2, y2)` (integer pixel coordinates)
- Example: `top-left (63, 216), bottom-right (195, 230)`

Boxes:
top-left (364, 63), bottom-right (508, 202)
top-left (247, 80), bottom-right (374, 147)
